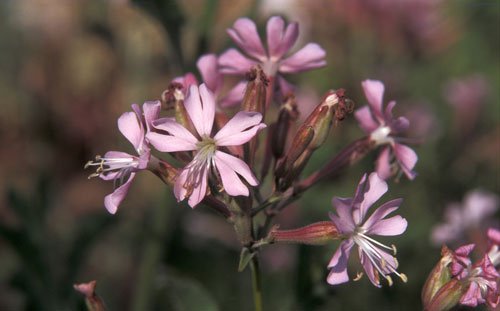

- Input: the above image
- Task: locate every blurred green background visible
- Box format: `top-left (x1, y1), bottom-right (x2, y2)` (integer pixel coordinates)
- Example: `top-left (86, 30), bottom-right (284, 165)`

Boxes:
top-left (0, 0), bottom-right (498, 310)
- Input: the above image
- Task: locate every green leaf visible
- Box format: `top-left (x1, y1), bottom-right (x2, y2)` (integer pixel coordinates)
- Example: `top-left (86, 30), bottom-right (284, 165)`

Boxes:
top-left (238, 247), bottom-right (256, 272)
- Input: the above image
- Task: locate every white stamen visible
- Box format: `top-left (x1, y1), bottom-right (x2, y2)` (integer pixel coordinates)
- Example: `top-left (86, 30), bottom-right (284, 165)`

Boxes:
top-left (370, 126), bottom-right (392, 146)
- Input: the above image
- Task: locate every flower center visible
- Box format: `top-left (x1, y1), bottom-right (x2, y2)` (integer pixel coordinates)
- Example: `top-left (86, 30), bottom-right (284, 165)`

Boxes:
top-left (370, 125), bottom-right (393, 146)
top-left (351, 229), bottom-right (407, 286)
top-left (181, 137), bottom-right (218, 197)
top-left (85, 155), bottom-right (138, 188)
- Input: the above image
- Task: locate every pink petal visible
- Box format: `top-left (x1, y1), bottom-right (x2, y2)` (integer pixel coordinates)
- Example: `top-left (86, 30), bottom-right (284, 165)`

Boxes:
top-left (219, 81), bottom-right (247, 108)
top-left (218, 48), bottom-right (257, 75)
top-left (214, 156), bottom-right (250, 196)
top-left (359, 250), bottom-right (380, 287)
top-left (197, 54), bottom-right (222, 93)
top-left (214, 151), bottom-right (258, 186)
top-left (327, 240), bottom-right (354, 285)
top-left (355, 106), bottom-right (380, 134)
top-left (152, 118), bottom-right (198, 145)
top-left (214, 111), bottom-right (266, 146)
top-left (361, 80), bottom-right (385, 120)
top-left (330, 197), bottom-right (356, 232)
top-left (363, 198), bottom-right (403, 232)
top-left (142, 100), bottom-right (161, 132)
top-left (228, 18), bottom-right (267, 61)
top-left (104, 172), bottom-right (136, 214)
top-left (375, 147), bottom-right (392, 180)
top-left (459, 282), bottom-right (482, 307)
top-left (266, 16), bottom-right (299, 60)
top-left (393, 143), bottom-right (418, 180)
top-left (173, 73), bottom-right (198, 90)
top-left (118, 110), bottom-right (143, 152)
top-left (368, 215), bottom-right (408, 236)
top-left (358, 172), bottom-right (388, 222)
top-left (185, 84), bottom-right (215, 137)
top-left (174, 167), bottom-right (208, 208)
top-left (279, 43), bottom-right (326, 73)
top-left (277, 76), bottom-right (296, 96)
top-left (146, 132), bottom-right (197, 152)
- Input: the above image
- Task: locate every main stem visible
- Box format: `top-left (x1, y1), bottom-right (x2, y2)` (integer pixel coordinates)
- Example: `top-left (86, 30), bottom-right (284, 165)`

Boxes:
top-left (250, 256), bottom-right (263, 311)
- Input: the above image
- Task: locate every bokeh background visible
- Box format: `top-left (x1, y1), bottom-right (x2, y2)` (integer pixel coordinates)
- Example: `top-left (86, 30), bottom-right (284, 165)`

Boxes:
top-left (0, 0), bottom-right (498, 310)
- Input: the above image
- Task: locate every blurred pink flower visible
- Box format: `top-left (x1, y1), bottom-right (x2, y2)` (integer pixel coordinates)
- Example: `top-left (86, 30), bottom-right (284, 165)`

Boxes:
top-left (444, 75), bottom-right (489, 137)
top-left (327, 172), bottom-right (408, 287)
top-left (355, 79), bottom-right (418, 180)
top-left (173, 54), bottom-right (246, 107)
top-left (86, 101), bottom-right (160, 214)
top-left (219, 16), bottom-right (326, 96)
top-left (146, 84), bottom-right (265, 207)
top-left (431, 190), bottom-right (499, 246)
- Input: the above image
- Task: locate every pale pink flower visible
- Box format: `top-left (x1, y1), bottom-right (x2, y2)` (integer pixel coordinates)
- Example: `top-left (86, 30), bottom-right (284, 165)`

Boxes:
top-left (173, 54), bottom-right (246, 107)
top-left (146, 84), bottom-right (266, 207)
top-left (86, 101), bottom-right (161, 214)
top-left (487, 228), bottom-right (500, 267)
top-left (431, 190), bottom-right (499, 246)
top-left (219, 16), bottom-right (326, 96)
top-left (355, 79), bottom-right (418, 180)
top-left (327, 172), bottom-right (408, 287)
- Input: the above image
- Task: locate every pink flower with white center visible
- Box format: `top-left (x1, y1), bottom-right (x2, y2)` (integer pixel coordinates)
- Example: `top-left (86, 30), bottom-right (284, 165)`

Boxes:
top-left (173, 55), bottom-right (246, 107)
top-left (146, 84), bottom-right (266, 208)
top-left (86, 101), bottom-right (161, 214)
top-left (431, 189), bottom-right (499, 246)
top-left (355, 79), bottom-right (418, 180)
top-left (449, 244), bottom-right (500, 308)
top-left (218, 16), bottom-right (326, 96)
top-left (327, 172), bottom-right (408, 287)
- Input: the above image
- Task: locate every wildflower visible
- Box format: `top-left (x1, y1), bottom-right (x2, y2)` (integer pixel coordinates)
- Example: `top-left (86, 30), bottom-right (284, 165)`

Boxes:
top-left (146, 84), bottom-right (266, 207)
top-left (431, 189), bottom-right (499, 245)
top-left (448, 244), bottom-right (500, 308)
top-left (171, 54), bottom-right (246, 107)
top-left (487, 228), bottom-right (500, 266)
top-left (355, 79), bottom-right (418, 180)
top-left (219, 16), bottom-right (326, 96)
top-left (327, 172), bottom-right (408, 287)
top-left (85, 101), bottom-right (160, 214)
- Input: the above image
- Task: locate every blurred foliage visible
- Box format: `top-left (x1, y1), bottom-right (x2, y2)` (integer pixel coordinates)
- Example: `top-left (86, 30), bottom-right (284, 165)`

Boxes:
top-left (0, 0), bottom-right (498, 310)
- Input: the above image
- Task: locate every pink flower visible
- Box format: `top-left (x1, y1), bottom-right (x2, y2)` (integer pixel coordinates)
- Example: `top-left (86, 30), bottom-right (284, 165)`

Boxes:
top-left (448, 244), bottom-right (500, 308)
top-left (355, 79), bottom-right (418, 180)
top-left (146, 84), bottom-right (266, 207)
top-left (431, 190), bottom-right (499, 246)
top-left (487, 228), bottom-right (500, 267)
top-left (86, 101), bottom-right (161, 214)
top-left (174, 54), bottom-right (246, 107)
top-left (218, 16), bottom-right (326, 96)
top-left (327, 172), bottom-right (408, 287)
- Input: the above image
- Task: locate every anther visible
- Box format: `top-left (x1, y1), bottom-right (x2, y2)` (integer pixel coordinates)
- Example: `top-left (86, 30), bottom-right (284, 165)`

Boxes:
top-left (353, 272), bottom-right (364, 281)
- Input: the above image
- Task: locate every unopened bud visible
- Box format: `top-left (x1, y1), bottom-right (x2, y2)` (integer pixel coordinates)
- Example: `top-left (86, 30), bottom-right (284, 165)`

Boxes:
top-left (424, 279), bottom-right (464, 311)
top-left (272, 95), bottom-right (299, 159)
top-left (74, 280), bottom-right (106, 311)
top-left (242, 65), bottom-right (269, 117)
top-left (270, 221), bottom-right (340, 245)
top-left (422, 246), bottom-right (455, 310)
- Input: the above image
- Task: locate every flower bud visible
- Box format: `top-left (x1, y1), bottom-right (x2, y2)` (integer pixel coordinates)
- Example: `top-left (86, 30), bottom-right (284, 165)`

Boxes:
top-left (270, 221), bottom-right (340, 245)
top-left (74, 280), bottom-right (106, 311)
top-left (422, 246), bottom-right (454, 309)
top-left (242, 65), bottom-right (268, 117)
top-left (274, 90), bottom-right (348, 191)
top-left (272, 95), bottom-right (299, 159)
top-left (424, 279), bottom-right (464, 311)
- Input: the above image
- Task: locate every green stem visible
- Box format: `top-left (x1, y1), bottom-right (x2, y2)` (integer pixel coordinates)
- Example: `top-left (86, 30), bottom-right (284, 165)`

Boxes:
top-left (250, 256), bottom-right (263, 311)
top-left (131, 201), bottom-right (170, 311)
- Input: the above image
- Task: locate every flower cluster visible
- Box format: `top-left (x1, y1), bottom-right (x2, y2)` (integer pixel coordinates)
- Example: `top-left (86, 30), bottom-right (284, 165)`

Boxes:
top-left (422, 228), bottom-right (500, 310)
top-left (85, 16), bottom-right (418, 304)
